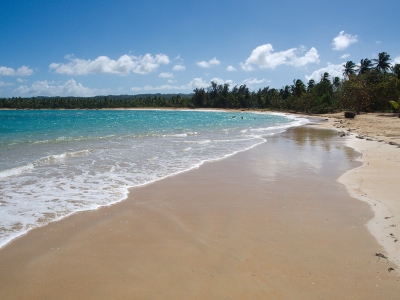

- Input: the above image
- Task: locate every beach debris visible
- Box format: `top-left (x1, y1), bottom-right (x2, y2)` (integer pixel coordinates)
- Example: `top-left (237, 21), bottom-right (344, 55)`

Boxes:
top-left (375, 253), bottom-right (388, 260)
top-left (356, 135), bottom-right (365, 139)
top-left (344, 111), bottom-right (356, 118)
top-left (387, 267), bottom-right (395, 273)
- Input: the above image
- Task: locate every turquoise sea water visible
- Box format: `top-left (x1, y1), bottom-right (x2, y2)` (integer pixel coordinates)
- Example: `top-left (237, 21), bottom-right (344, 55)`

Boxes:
top-left (0, 109), bottom-right (308, 247)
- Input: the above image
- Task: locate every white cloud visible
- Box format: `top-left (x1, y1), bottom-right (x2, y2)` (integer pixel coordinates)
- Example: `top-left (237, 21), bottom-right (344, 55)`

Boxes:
top-left (172, 64), bottom-right (186, 71)
top-left (240, 44), bottom-right (319, 71)
top-left (17, 78), bottom-right (25, 83)
top-left (0, 81), bottom-right (14, 87)
top-left (13, 79), bottom-right (109, 97)
top-left (393, 56), bottom-right (400, 64)
top-left (243, 77), bottom-right (265, 85)
top-left (226, 65), bottom-right (237, 71)
top-left (305, 63), bottom-right (343, 82)
top-left (188, 78), bottom-right (210, 89)
top-left (340, 53), bottom-right (350, 59)
top-left (167, 79), bottom-right (176, 83)
top-left (49, 53), bottom-right (170, 75)
top-left (197, 57), bottom-right (221, 68)
top-left (0, 65), bottom-right (33, 76)
top-left (332, 31), bottom-right (358, 50)
top-left (159, 72), bottom-right (174, 78)
top-left (130, 77), bottom-right (234, 92)
top-left (209, 77), bottom-right (233, 86)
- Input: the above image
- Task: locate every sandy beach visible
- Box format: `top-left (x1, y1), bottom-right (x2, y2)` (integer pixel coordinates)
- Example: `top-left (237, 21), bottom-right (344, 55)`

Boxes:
top-left (1, 114), bottom-right (400, 299)
top-left (317, 112), bottom-right (400, 268)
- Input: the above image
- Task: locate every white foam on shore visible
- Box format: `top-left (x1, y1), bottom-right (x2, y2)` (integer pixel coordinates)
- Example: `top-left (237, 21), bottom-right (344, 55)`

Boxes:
top-left (0, 164), bottom-right (35, 179)
top-left (0, 111), bottom-right (310, 249)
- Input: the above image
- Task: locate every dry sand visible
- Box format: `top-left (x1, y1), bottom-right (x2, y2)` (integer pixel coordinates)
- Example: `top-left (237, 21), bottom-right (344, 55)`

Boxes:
top-left (0, 126), bottom-right (399, 299)
top-left (314, 112), bottom-right (400, 268)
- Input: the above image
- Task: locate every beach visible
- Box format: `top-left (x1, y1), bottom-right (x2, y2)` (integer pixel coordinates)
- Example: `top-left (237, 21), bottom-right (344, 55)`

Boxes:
top-left (0, 113), bottom-right (400, 299)
top-left (317, 112), bottom-right (400, 269)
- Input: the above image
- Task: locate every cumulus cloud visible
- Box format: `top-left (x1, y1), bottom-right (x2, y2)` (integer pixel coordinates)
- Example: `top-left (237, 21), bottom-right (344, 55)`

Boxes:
top-left (332, 31), bottom-right (358, 50)
top-left (0, 81), bottom-right (14, 87)
top-left (243, 77), bottom-right (265, 85)
top-left (393, 56), bottom-right (400, 64)
top-left (340, 53), bottom-right (350, 59)
top-left (130, 77), bottom-right (233, 92)
top-left (0, 65), bottom-right (33, 76)
top-left (13, 79), bottom-right (109, 97)
top-left (172, 64), bottom-right (186, 71)
top-left (159, 72), bottom-right (174, 78)
top-left (209, 77), bottom-right (233, 86)
top-left (240, 44), bottom-right (319, 71)
top-left (197, 57), bottom-right (221, 68)
top-left (49, 54), bottom-right (170, 75)
top-left (305, 63), bottom-right (343, 82)
top-left (226, 65), bottom-right (237, 71)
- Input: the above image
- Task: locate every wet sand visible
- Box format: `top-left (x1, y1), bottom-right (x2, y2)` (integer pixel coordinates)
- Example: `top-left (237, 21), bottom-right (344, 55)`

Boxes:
top-left (0, 126), bottom-right (399, 299)
top-left (316, 113), bottom-right (400, 268)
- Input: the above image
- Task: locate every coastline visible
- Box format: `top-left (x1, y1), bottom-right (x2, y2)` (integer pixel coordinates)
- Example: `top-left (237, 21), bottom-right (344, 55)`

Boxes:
top-left (0, 109), bottom-right (307, 250)
top-left (1, 121), bottom-right (399, 298)
top-left (312, 113), bottom-right (400, 268)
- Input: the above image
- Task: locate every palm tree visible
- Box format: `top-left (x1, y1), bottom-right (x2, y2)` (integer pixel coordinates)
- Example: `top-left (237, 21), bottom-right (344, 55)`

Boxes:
top-left (320, 72), bottom-right (330, 82)
top-left (307, 79), bottom-right (315, 92)
top-left (391, 64), bottom-right (400, 79)
top-left (373, 52), bottom-right (391, 73)
top-left (357, 58), bottom-right (373, 74)
top-left (332, 77), bottom-right (341, 91)
top-left (292, 79), bottom-right (306, 97)
top-left (343, 61), bottom-right (356, 79)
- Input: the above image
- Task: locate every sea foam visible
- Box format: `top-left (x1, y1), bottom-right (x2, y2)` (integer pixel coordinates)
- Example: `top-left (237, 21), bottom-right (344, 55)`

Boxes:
top-left (0, 110), bottom-right (309, 248)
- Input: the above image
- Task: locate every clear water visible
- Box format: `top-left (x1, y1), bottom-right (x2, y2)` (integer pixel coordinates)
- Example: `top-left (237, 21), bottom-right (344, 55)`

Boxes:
top-left (0, 109), bottom-right (308, 247)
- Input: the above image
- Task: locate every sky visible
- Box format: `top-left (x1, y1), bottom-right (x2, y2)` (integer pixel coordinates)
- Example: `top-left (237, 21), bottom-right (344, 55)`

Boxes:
top-left (1, 0), bottom-right (400, 98)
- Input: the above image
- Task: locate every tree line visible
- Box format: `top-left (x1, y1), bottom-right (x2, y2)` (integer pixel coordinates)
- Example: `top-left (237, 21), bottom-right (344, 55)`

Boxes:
top-left (1, 52), bottom-right (399, 114)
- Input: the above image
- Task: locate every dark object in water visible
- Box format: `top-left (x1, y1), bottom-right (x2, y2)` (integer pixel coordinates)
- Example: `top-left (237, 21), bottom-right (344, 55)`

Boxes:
top-left (344, 111), bottom-right (356, 118)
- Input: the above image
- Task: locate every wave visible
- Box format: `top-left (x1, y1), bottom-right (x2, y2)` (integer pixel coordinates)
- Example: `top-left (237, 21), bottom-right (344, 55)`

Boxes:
top-left (184, 139), bottom-right (211, 144)
top-left (35, 150), bottom-right (92, 164)
top-left (0, 164), bottom-right (35, 180)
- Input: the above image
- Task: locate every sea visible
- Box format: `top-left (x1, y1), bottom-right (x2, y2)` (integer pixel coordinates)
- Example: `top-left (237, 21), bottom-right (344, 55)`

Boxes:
top-left (0, 109), bottom-right (309, 248)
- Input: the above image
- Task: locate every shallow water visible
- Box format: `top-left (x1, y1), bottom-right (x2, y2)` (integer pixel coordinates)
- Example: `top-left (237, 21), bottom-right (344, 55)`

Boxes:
top-left (0, 109), bottom-right (308, 247)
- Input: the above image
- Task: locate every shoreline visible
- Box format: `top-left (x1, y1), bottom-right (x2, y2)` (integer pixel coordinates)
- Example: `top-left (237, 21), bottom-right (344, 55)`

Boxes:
top-left (312, 113), bottom-right (400, 268)
top-left (0, 109), bottom-right (308, 250)
top-left (0, 112), bottom-right (399, 298)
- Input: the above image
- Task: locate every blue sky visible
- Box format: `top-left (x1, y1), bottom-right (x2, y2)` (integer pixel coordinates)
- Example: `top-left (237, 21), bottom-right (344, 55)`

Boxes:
top-left (1, 0), bottom-right (399, 97)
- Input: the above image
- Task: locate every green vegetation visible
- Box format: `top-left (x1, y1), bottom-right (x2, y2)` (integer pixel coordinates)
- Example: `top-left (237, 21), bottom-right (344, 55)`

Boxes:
top-left (1, 52), bottom-right (400, 115)
top-left (389, 98), bottom-right (400, 118)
